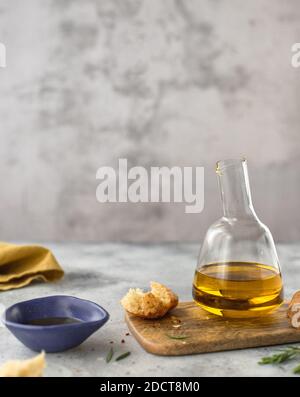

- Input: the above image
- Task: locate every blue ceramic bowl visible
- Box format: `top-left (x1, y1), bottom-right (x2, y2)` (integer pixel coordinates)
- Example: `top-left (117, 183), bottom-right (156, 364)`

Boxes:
top-left (1, 295), bottom-right (109, 353)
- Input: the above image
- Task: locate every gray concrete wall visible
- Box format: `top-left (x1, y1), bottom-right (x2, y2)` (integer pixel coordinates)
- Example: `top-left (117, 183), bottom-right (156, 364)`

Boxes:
top-left (1, 0), bottom-right (300, 242)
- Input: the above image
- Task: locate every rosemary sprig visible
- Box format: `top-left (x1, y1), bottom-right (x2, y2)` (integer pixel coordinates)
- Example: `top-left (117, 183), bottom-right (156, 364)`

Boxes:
top-left (115, 351), bottom-right (131, 361)
top-left (166, 334), bottom-right (189, 340)
top-left (259, 346), bottom-right (300, 374)
top-left (259, 346), bottom-right (300, 365)
top-left (106, 347), bottom-right (114, 363)
top-left (293, 363), bottom-right (300, 374)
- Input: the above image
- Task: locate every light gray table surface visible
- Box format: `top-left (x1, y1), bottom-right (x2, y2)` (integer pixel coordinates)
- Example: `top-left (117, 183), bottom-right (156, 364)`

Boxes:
top-left (0, 242), bottom-right (299, 377)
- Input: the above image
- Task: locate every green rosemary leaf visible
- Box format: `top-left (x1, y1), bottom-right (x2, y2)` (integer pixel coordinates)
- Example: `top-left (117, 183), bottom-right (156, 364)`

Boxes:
top-left (293, 363), bottom-right (300, 374)
top-left (166, 334), bottom-right (189, 340)
top-left (115, 351), bottom-right (131, 361)
top-left (259, 347), bottom-right (300, 365)
top-left (106, 347), bottom-right (114, 363)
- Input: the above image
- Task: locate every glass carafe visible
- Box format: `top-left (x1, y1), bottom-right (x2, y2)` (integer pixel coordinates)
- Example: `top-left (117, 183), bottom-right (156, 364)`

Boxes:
top-left (193, 158), bottom-right (283, 318)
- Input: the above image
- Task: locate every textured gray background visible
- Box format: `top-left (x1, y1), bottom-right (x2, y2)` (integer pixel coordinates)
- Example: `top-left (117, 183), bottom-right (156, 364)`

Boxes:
top-left (0, 0), bottom-right (300, 242)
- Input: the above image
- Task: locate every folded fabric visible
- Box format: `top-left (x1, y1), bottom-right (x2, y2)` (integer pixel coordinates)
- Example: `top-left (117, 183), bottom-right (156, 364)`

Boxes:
top-left (0, 242), bottom-right (64, 291)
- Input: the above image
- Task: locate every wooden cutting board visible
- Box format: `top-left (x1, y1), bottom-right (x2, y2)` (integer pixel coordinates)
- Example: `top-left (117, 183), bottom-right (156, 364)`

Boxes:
top-left (125, 301), bottom-right (300, 356)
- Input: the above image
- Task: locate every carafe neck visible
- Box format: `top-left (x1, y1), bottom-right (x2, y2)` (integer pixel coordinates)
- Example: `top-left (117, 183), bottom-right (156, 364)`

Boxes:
top-left (216, 159), bottom-right (256, 219)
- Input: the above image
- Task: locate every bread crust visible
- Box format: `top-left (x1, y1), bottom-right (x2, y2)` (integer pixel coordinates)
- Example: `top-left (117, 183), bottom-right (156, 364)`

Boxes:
top-left (150, 281), bottom-right (178, 310)
top-left (121, 282), bottom-right (178, 319)
top-left (288, 290), bottom-right (300, 320)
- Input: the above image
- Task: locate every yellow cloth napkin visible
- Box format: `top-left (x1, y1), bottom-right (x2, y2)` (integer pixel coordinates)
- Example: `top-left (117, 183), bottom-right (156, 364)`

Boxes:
top-left (0, 242), bottom-right (64, 291)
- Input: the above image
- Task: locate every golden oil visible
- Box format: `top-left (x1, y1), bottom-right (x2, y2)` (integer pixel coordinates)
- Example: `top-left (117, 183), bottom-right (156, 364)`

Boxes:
top-left (192, 262), bottom-right (283, 318)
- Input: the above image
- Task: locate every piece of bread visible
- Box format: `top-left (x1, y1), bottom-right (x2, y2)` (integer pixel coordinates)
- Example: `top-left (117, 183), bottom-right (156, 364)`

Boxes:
top-left (121, 281), bottom-right (178, 319)
top-left (150, 281), bottom-right (178, 311)
top-left (287, 290), bottom-right (300, 329)
top-left (0, 352), bottom-right (46, 377)
top-left (288, 290), bottom-right (300, 319)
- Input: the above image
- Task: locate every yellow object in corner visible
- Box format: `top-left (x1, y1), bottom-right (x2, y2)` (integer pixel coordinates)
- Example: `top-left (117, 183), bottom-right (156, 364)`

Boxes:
top-left (0, 352), bottom-right (46, 377)
top-left (0, 242), bottom-right (64, 291)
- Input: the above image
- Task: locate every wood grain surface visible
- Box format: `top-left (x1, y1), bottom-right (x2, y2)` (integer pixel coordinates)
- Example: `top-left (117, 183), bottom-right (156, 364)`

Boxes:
top-left (125, 301), bottom-right (300, 356)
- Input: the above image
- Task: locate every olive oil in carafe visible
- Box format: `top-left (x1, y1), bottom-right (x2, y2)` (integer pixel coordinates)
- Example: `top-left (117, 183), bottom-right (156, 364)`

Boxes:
top-left (192, 262), bottom-right (283, 318)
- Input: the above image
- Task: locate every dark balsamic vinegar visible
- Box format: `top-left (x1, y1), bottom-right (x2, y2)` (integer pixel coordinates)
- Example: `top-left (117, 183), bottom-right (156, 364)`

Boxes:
top-left (24, 317), bottom-right (82, 326)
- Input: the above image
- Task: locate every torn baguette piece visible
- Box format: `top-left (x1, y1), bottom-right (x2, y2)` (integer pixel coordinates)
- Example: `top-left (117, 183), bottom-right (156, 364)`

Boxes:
top-left (0, 352), bottom-right (46, 377)
top-left (121, 281), bottom-right (178, 319)
top-left (288, 291), bottom-right (300, 328)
